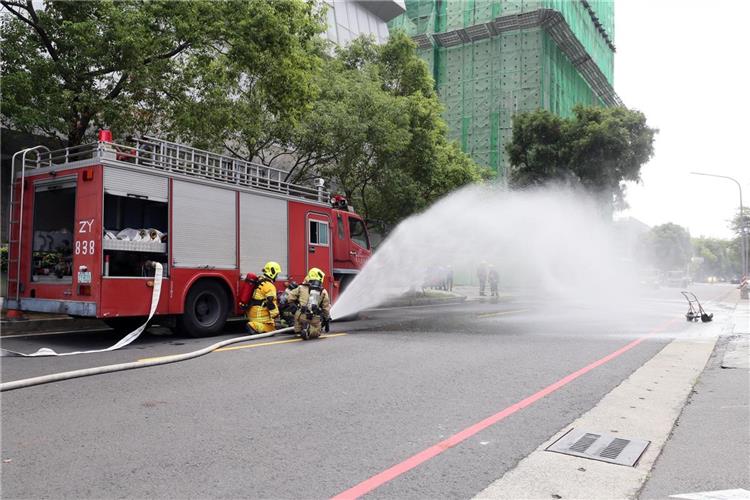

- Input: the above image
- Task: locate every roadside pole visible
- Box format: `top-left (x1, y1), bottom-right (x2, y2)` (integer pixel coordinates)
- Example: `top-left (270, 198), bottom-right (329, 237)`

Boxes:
top-left (691, 172), bottom-right (748, 285)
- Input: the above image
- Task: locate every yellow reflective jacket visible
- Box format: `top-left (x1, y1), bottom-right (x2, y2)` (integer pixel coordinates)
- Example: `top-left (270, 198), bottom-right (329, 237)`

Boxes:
top-left (247, 279), bottom-right (279, 323)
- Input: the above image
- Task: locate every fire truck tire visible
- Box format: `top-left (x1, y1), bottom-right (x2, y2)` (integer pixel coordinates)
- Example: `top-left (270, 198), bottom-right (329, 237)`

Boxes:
top-left (103, 317), bottom-right (147, 334)
top-left (179, 281), bottom-right (229, 337)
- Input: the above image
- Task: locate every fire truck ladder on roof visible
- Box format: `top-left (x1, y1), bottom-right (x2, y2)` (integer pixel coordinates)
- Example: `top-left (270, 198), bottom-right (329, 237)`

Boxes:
top-left (6, 146), bottom-right (51, 302)
top-left (117, 136), bottom-right (329, 201)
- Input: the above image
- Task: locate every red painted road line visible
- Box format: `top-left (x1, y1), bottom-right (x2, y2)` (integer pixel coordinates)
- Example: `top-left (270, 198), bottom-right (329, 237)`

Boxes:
top-left (332, 318), bottom-right (680, 500)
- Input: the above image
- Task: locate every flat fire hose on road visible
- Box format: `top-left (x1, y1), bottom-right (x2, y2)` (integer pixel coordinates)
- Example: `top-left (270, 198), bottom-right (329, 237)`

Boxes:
top-left (1, 326), bottom-right (294, 392)
top-left (1, 261), bottom-right (295, 391)
top-left (1, 263), bottom-right (166, 357)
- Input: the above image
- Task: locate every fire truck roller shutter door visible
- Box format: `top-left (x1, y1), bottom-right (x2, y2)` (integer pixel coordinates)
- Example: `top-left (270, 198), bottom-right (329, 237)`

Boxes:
top-left (172, 180), bottom-right (236, 269)
top-left (103, 167), bottom-right (168, 201)
top-left (239, 193), bottom-right (288, 278)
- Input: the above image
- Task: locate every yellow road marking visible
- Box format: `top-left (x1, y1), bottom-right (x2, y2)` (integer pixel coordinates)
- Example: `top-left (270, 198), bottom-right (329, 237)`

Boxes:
top-left (216, 333), bottom-right (347, 352)
top-left (215, 337), bottom-right (303, 352)
top-left (478, 309), bottom-right (529, 319)
top-left (137, 333), bottom-right (347, 362)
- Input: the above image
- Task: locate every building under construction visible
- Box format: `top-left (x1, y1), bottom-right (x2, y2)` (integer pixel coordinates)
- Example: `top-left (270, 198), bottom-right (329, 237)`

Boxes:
top-left (389, 0), bottom-right (619, 177)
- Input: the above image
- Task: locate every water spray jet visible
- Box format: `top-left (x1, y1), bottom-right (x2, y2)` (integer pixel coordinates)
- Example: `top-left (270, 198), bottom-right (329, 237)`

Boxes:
top-left (332, 184), bottom-right (642, 320)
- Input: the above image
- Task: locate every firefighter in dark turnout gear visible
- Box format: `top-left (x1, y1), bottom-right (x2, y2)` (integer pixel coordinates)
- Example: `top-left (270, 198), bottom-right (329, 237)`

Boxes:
top-left (477, 261), bottom-right (488, 296)
top-left (246, 261), bottom-right (281, 333)
top-left (488, 265), bottom-right (499, 297)
top-left (286, 267), bottom-right (331, 340)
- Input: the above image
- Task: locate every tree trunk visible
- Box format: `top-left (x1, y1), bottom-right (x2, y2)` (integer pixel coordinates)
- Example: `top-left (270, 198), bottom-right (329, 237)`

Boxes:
top-left (67, 111), bottom-right (93, 147)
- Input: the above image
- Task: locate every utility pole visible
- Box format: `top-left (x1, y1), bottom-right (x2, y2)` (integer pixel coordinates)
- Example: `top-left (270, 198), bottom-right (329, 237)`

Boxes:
top-left (691, 172), bottom-right (748, 280)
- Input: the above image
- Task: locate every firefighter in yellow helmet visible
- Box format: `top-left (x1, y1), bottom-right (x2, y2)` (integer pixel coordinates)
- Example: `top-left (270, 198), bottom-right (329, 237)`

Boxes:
top-left (246, 261), bottom-right (281, 334)
top-left (286, 267), bottom-right (331, 340)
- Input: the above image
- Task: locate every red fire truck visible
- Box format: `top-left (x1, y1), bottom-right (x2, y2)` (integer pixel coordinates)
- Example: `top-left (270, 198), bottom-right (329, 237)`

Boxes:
top-left (5, 132), bottom-right (371, 336)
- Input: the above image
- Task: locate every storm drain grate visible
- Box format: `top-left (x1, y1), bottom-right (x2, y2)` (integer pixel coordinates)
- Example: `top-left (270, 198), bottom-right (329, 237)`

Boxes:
top-left (600, 438), bottom-right (630, 459)
top-left (569, 432), bottom-right (599, 453)
top-left (546, 429), bottom-right (650, 467)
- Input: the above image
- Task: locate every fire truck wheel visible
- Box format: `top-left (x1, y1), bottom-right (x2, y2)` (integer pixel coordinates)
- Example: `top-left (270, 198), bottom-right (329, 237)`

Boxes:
top-left (179, 280), bottom-right (229, 337)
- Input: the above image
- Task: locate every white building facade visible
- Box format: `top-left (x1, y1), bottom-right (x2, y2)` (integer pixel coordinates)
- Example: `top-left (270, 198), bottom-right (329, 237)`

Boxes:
top-left (322, 0), bottom-right (405, 45)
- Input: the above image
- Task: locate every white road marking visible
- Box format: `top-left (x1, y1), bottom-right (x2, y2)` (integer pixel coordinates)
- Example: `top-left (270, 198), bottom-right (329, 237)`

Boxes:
top-left (670, 489), bottom-right (750, 499)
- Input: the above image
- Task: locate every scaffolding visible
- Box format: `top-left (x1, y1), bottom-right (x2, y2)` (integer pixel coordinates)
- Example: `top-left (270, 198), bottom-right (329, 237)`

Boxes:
top-left (389, 0), bottom-right (618, 177)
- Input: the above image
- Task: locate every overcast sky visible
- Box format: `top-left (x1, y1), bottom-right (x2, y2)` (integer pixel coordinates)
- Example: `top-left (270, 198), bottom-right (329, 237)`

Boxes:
top-left (615, 0), bottom-right (749, 239)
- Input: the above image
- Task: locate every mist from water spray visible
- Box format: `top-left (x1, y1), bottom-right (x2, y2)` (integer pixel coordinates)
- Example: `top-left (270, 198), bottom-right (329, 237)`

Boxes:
top-left (332, 184), bottom-right (644, 319)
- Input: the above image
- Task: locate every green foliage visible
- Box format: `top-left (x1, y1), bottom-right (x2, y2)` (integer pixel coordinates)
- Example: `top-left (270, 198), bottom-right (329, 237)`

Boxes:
top-left (1, 0), bottom-right (325, 148)
top-left (506, 105), bottom-right (657, 211)
top-left (640, 223), bottom-right (692, 272)
top-left (729, 207), bottom-right (750, 236)
top-left (0, 245), bottom-right (7, 272)
top-left (284, 32), bottom-right (488, 233)
top-left (729, 207), bottom-right (750, 276)
top-left (691, 237), bottom-right (734, 280)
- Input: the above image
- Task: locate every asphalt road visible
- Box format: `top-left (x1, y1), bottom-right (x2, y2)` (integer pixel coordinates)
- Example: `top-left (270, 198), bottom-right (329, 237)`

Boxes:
top-left (0, 284), bottom-right (736, 499)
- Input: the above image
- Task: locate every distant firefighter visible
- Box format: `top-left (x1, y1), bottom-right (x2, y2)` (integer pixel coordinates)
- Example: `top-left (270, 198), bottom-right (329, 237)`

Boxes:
top-left (477, 261), bottom-right (488, 296)
top-left (488, 265), bottom-right (499, 297)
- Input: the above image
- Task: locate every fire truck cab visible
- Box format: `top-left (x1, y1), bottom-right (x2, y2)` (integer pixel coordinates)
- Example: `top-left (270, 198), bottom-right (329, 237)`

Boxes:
top-left (5, 133), bottom-right (371, 336)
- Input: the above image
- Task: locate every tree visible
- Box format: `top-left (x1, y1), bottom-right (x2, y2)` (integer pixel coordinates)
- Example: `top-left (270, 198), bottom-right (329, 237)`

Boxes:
top-left (279, 33), bottom-right (488, 233)
top-left (729, 207), bottom-right (750, 276)
top-left (692, 237), bottom-right (733, 281)
top-left (1, 0), bottom-right (324, 148)
top-left (640, 223), bottom-right (692, 272)
top-left (506, 105), bottom-right (657, 211)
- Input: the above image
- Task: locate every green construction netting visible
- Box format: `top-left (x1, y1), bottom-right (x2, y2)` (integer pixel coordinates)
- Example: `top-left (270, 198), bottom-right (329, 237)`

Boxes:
top-left (421, 29), bottom-right (603, 175)
top-left (391, 0), bottom-right (614, 83)
top-left (389, 0), bottom-right (614, 176)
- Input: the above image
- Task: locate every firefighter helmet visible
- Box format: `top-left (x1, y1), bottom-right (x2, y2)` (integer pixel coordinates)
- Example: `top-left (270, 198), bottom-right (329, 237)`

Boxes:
top-left (306, 267), bottom-right (325, 283)
top-left (262, 261), bottom-right (281, 280)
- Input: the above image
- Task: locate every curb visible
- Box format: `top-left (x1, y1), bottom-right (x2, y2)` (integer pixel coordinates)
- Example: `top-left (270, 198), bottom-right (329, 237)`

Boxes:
top-left (375, 295), bottom-right (467, 309)
top-left (1, 317), bottom-right (108, 336)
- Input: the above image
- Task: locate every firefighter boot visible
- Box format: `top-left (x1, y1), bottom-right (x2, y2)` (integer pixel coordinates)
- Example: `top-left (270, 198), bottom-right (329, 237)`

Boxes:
top-left (293, 311), bottom-right (307, 339)
top-left (305, 317), bottom-right (322, 339)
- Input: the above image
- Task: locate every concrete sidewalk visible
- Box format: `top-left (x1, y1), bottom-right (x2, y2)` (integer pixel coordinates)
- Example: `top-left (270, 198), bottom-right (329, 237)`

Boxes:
top-left (452, 284), bottom-right (513, 301)
top-left (375, 288), bottom-right (468, 308)
top-left (638, 297), bottom-right (749, 499)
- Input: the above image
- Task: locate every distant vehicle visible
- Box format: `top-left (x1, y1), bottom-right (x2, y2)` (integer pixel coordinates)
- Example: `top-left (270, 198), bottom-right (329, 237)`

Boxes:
top-left (664, 270), bottom-right (690, 288)
top-left (638, 268), bottom-right (661, 289)
top-left (730, 276), bottom-right (741, 285)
